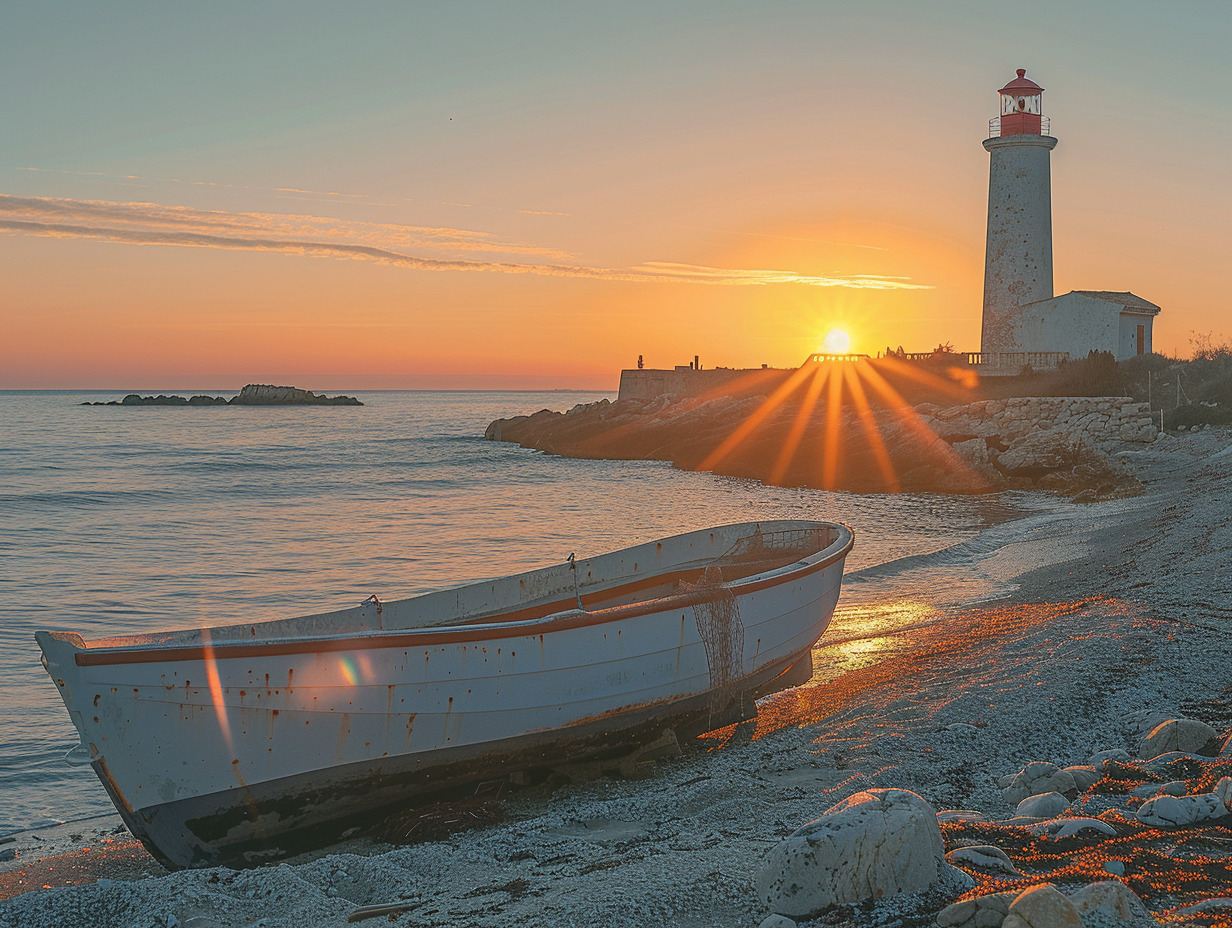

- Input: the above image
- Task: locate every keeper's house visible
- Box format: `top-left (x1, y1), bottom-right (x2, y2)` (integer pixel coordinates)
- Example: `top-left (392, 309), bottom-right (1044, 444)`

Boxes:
top-left (1011, 290), bottom-right (1160, 360)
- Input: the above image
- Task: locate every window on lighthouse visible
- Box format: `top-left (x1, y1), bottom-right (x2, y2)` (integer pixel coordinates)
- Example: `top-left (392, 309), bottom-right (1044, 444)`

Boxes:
top-left (1002, 93), bottom-right (1041, 115)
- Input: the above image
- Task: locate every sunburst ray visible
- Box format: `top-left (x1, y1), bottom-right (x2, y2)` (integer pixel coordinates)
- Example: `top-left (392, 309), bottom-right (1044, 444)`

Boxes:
top-left (697, 363), bottom-right (816, 472)
top-left (769, 364), bottom-right (829, 485)
top-left (842, 363), bottom-right (900, 491)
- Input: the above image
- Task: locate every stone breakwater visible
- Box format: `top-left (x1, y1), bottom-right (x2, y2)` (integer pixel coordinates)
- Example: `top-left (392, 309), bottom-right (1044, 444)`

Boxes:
top-left (486, 394), bottom-right (1157, 497)
top-left (82, 384), bottom-right (363, 406)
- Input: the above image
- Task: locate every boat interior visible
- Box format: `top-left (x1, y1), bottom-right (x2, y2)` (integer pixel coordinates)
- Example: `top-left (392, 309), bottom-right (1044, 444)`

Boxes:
top-left (70, 521), bottom-right (846, 651)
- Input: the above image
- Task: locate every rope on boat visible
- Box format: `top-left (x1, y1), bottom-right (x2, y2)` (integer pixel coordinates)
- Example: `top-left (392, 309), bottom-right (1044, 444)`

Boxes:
top-left (567, 552), bottom-right (586, 611)
top-left (683, 565), bottom-right (745, 720)
top-left (680, 526), bottom-right (829, 722)
top-left (363, 594), bottom-right (384, 629)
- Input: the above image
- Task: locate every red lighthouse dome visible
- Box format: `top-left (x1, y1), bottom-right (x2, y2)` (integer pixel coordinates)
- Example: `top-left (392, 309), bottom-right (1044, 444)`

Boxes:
top-left (996, 68), bottom-right (1045, 136)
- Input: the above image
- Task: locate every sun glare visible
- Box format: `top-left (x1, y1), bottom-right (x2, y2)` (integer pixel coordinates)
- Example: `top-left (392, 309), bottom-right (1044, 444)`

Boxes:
top-left (822, 328), bottom-right (851, 354)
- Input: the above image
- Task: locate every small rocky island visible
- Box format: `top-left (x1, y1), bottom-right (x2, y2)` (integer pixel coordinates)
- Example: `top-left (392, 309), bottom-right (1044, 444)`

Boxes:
top-left (82, 384), bottom-right (363, 406)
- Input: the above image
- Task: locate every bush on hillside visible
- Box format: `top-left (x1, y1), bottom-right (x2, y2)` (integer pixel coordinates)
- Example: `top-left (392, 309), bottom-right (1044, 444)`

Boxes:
top-left (1119, 333), bottom-right (1232, 430)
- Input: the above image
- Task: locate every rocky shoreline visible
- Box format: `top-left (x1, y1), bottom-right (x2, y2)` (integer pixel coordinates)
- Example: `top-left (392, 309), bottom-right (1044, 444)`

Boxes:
top-left (486, 393), bottom-right (1158, 500)
top-left (82, 384), bottom-right (362, 406)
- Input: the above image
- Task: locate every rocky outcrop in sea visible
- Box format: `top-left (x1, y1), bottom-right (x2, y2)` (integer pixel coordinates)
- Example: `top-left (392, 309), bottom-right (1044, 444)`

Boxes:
top-left (82, 384), bottom-right (363, 406)
top-left (485, 393), bottom-right (1156, 498)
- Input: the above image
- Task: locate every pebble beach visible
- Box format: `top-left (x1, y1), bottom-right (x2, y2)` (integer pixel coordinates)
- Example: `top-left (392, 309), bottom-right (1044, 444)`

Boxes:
top-left (3, 427), bottom-right (1231, 928)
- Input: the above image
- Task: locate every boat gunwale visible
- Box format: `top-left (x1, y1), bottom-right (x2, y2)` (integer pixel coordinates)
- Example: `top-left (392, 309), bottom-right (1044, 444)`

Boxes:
top-left (69, 524), bottom-right (853, 667)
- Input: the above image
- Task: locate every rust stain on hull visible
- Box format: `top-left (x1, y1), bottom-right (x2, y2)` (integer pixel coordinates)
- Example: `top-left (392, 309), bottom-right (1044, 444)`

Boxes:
top-left (95, 757), bottom-right (134, 814)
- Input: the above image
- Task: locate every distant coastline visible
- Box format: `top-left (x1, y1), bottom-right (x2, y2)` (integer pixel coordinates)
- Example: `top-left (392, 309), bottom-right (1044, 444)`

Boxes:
top-left (81, 383), bottom-right (363, 407)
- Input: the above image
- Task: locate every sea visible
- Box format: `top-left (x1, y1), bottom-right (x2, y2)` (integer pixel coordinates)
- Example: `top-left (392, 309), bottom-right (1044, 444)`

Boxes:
top-left (0, 389), bottom-right (1079, 838)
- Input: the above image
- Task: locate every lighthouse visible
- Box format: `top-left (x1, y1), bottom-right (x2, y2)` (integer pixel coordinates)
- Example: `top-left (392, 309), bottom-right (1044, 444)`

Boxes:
top-left (973, 69), bottom-right (1160, 369)
top-left (980, 69), bottom-right (1058, 357)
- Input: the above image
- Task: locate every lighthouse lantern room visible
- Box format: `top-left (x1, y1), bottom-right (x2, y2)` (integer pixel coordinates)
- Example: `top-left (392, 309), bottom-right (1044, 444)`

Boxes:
top-left (996, 68), bottom-right (1045, 136)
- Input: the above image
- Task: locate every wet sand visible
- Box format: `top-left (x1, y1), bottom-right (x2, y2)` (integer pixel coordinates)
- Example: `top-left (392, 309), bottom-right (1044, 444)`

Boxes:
top-left (3, 429), bottom-right (1229, 928)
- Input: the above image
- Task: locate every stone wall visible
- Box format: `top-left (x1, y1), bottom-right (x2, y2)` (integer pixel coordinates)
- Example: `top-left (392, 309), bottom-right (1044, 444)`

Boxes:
top-left (617, 367), bottom-right (789, 403)
top-left (918, 396), bottom-right (1157, 451)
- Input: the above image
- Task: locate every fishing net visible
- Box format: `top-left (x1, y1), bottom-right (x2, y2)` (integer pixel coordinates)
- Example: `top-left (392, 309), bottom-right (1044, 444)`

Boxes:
top-left (679, 527), bottom-right (832, 719)
top-left (708, 525), bottom-right (834, 576)
top-left (685, 565), bottom-right (745, 719)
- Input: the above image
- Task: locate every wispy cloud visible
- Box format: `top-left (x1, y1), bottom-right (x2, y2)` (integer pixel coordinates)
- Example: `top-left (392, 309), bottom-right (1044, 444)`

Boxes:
top-left (689, 226), bottom-right (889, 251)
top-left (0, 194), bottom-right (931, 290)
top-left (635, 262), bottom-right (926, 290)
top-left (0, 194), bottom-right (570, 259)
top-left (17, 166), bottom-right (573, 217)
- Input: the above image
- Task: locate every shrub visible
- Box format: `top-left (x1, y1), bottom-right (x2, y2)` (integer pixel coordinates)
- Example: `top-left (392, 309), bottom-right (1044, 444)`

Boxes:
top-left (1045, 350), bottom-right (1124, 397)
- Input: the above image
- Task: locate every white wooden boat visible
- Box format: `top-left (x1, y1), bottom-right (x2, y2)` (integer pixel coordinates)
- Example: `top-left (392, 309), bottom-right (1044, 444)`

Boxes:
top-left (37, 520), bottom-right (853, 869)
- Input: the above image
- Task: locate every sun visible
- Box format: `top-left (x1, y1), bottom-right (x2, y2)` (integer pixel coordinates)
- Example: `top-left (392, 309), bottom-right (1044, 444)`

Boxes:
top-left (821, 328), bottom-right (851, 354)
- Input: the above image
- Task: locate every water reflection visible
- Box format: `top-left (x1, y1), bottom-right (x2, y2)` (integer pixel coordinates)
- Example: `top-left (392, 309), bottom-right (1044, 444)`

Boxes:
top-left (722, 599), bottom-right (1093, 746)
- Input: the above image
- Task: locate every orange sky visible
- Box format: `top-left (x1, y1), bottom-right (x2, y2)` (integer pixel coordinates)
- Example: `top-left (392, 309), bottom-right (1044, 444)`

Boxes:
top-left (1, 3), bottom-right (1227, 389)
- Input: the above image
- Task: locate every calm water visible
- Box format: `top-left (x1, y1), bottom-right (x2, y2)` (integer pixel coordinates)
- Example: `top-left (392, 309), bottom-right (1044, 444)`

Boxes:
top-left (0, 389), bottom-right (1045, 835)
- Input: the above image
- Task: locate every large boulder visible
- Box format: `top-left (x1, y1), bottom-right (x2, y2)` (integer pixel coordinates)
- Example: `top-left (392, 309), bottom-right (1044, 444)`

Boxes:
top-left (1089, 748), bottom-right (1132, 769)
top-left (1003, 883), bottom-right (1082, 928)
top-left (997, 430), bottom-right (1075, 475)
top-left (1069, 881), bottom-right (1156, 927)
top-left (947, 438), bottom-right (1008, 490)
top-left (951, 437), bottom-right (990, 466)
top-left (1215, 776), bottom-right (1232, 806)
top-left (1138, 718), bottom-right (1221, 758)
top-left (936, 810), bottom-right (989, 824)
top-left (1015, 791), bottom-right (1070, 820)
top-left (757, 916), bottom-right (797, 928)
top-left (1030, 817), bottom-right (1117, 839)
top-left (1002, 762), bottom-right (1078, 807)
top-left (1062, 765), bottom-right (1101, 793)
top-left (936, 890), bottom-right (1019, 927)
top-left (945, 844), bottom-right (1021, 877)
top-left (754, 788), bottom-right (952, 917)
top-left (1125, 709), bottom-right (1174, 740)
top-left (1136, 793), bottom-right (1229, 828)
top-left (1153, 780), bottom-right (1188, 797)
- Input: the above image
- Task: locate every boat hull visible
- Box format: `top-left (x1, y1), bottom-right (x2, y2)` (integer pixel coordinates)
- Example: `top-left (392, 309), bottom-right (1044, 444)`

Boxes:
top-left (39, 521), bottom-right (852, 869)
top-left (103, 649), bottom-right (812, 868)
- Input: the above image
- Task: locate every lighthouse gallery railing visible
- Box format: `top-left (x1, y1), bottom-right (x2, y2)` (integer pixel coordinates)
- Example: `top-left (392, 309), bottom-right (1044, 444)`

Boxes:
top-left (988, 115), bottom-right (1052, 138)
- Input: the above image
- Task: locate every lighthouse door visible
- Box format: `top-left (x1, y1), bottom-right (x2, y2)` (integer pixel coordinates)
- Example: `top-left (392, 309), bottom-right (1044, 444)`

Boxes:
top-left (1137, 325), bottom-right (1145, 356)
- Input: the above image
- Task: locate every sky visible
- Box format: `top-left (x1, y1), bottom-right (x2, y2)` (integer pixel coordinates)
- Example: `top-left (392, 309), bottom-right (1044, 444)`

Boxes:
top-left (2, 1), bottom-right (1228, 389)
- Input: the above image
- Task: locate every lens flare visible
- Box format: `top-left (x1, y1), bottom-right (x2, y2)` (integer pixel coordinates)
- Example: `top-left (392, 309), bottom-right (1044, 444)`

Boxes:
top-left (200, 628), bottom-right (235, 757)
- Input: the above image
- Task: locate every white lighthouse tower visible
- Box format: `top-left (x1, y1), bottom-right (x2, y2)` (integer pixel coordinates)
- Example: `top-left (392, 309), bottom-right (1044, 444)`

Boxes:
top-left (980, 69), bottom-right (1058, 357)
